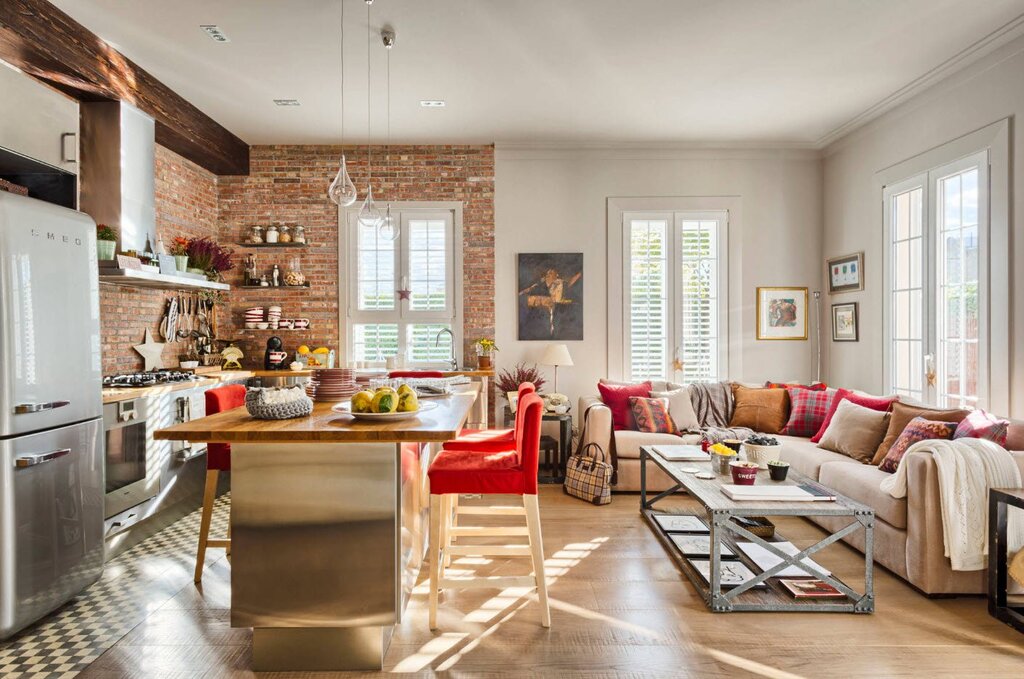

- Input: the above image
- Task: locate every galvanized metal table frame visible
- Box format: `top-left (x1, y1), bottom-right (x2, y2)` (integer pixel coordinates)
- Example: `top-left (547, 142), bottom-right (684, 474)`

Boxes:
top-left (640, 447), bottom-right (875, 613)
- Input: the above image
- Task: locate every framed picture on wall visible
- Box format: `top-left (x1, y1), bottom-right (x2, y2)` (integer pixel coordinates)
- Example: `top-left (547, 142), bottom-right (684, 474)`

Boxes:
top-left (756, 287), bottom-right (808, 340)
top-left (517, 253), bottom-right (583, 340)
top-left (826, 252), bottom-right (864, 294)
top-left (831, 302), bottom-right (859, 342)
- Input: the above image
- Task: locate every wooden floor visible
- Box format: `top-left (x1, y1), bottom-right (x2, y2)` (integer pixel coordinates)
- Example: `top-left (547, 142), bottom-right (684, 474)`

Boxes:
top-left (77, 486), bottom-right (1023, 678)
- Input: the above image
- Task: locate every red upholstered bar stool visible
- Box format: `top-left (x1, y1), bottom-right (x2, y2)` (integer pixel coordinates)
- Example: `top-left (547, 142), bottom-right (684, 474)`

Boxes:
top-left (194, 384), bottom-right (246, 583)
top-left (427, 393), bottom-right (549, 629)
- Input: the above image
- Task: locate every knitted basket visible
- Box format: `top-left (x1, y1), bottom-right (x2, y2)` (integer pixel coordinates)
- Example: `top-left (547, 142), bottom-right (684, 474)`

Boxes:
top-left (245, 386), bottom-right (314, 420)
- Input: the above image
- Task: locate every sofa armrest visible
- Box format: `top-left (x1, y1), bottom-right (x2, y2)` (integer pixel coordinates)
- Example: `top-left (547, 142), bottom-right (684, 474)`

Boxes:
top-left (578, 395), bottom-right (612, 456)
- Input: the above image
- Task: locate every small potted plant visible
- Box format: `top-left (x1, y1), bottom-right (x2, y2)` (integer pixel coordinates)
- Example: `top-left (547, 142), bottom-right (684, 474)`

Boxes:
top-left (96, 224), bottom-right (117, 261)
top-left (496, 363), bottom-right (547, 403)
top-left (186, 237), bottom-right (235, 280)
top-left (169, 236), bottom-right (189, 272)
top-left (473, 338), bottom-right (498, 369)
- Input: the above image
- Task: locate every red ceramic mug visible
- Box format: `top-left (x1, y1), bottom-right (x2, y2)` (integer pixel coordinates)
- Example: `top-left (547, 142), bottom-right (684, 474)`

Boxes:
top-left (729, 461), bottom-right (759, 485)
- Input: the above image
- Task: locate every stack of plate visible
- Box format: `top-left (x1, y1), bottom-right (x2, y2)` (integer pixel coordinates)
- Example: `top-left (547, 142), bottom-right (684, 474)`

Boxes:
top-left (306, 368), bottom-right (360, 402)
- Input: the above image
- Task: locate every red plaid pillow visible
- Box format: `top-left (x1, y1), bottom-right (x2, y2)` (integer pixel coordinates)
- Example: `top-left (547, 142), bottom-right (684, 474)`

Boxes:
top-left (782, 387), bottom-right (836, 437)
top-left (628, 397), bottom-right (676, 434)
top-left (953, 410), bottom-right (1009, 447)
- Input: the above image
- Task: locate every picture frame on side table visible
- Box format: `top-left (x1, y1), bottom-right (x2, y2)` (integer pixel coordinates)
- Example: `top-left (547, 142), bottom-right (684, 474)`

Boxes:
top-left (826, 252), bottom-right (864, 294)
top-left (831, 302), bottom-right (859, 342)
top-left (756, 287), bottom-right (808, 340)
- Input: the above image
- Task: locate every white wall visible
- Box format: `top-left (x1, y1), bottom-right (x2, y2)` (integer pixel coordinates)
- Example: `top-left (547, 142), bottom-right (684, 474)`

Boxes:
top-left (822, 35), bottom-right (1024, 417)
top-left (495, 146), bottom-right (823, 415)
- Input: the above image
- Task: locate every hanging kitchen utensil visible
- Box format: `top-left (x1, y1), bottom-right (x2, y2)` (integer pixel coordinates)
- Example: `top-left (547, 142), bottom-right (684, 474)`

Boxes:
top-left (164, 295), bottom-right (179, 342)
top-left (177, 294), bottom-right (192, 339)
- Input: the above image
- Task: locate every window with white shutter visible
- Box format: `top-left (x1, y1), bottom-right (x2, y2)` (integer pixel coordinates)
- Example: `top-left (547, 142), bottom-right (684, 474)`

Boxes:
top-left (624, 211), bottom-right (728, 382)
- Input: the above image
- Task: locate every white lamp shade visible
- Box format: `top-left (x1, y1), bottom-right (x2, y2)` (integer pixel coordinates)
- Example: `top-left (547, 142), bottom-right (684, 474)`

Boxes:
top-left (540, 343), bottom-right (573, 367)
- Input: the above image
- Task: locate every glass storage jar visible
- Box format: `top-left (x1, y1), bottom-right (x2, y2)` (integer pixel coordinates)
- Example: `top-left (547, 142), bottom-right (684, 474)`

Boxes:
top-left (293, 225), bottom-right (306, 244)
top-left (265, 225), bottom-right (279, 243)
top-left (279, 225), bottom-right (292, 243)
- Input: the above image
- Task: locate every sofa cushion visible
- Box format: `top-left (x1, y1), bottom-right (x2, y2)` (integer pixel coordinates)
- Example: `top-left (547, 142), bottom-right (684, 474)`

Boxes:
top-left (953, 410), bottom-right (1010, 447)
top-left (817, 399), bottom-right (891, 463)
top-left (775, 435), bottom-right (860, 480)
top-left (613, 430), bottom-right (700, 459)
top-left (765, 381), bottom-right (828, 391)
top-left (729, 385), bottom-right (789, 434)
top-left (872, 402), bottom-right (969, 465)
top-left (598, 381), bottom-right (652, 430)
top-left (818, 461), bottom-right (908, 529)
top-left (783, 387), bottom-right (837, 437)
top-left (878, 417), bottom-right (957, 474)
top-left (629, 397), bottom-right (676, 434)
top-left (811, 389), bottom-right (896, 443)
top-left (651, 387), bottom-right (700, 431)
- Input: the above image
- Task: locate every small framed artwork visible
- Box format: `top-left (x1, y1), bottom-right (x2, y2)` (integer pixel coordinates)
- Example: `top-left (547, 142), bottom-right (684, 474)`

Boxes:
top-left (651, 513), bottom-right (708, 533)
top-left (756, 287), bottom-right (808, 340)
top-left (831, 302), bottom-right (859, 342)
top-left (669, 534), bottom-right (736, 559)
top-left (826, 252), bottom-right (864, 294)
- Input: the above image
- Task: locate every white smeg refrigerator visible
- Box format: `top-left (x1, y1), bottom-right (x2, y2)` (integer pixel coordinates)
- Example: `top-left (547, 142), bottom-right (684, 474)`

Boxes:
top-left (0, 191), bottom-right (104, 639)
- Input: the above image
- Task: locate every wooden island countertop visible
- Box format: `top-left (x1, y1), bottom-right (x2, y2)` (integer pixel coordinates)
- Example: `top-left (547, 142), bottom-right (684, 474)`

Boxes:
top-left (153, 384), bottom-right (479, 444)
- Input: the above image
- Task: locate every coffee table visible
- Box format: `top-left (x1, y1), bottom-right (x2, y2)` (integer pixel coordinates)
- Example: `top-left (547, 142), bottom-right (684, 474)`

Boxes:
top-left (640, 446), bottom-right (875, 613)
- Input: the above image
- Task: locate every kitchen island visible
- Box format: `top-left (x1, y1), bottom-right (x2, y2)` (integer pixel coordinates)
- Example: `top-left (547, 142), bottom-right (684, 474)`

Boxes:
top-left (154, 385), bottom-right (479, 671)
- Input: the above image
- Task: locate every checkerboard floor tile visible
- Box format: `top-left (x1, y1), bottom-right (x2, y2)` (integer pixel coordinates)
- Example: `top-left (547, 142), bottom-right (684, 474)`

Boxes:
top-left (0, 495), bottom-right (230, 679)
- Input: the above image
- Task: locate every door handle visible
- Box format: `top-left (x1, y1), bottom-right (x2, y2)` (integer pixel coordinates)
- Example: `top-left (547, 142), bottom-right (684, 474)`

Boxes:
top-left (14, 400), bottom-right (71, 414)
top-left (15, 448), bottom-right (71, 468)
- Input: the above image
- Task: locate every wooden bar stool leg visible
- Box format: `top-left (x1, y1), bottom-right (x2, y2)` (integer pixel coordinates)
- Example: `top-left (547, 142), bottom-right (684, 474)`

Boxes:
top-left (194, 469), bottom-right (219, 584)
top-left (439, 494), bottom-right (452, 576)
top-left (524, 493), bottom-right (550, 627)
top-left (445, 494), bottom-right (460, 567)
top-left (428, 494), bottom-right (443, 630)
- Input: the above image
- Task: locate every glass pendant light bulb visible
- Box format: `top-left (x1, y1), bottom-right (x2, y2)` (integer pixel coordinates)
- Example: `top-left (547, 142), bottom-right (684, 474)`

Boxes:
top-left (328, 155), bottom-right (358, 206)
top-left (378, 202), bottom-right (399, 241)
top-left (358, 184), bottom-right (383, 228)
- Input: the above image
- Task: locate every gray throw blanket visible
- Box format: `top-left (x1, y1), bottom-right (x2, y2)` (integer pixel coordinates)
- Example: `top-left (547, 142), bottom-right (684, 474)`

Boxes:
top-left (686, 381), bottom-right (753, 443)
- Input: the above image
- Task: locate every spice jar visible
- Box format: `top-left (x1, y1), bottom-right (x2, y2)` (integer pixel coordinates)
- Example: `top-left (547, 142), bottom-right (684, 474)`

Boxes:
top-left (293, 225), bottom-right (306, 244)
top-left (279, 225), bottom-right (292, 243)
top-left (248, 225), bottom-right (264, 244)
top-left (265, 225), bottom-right (279, 244)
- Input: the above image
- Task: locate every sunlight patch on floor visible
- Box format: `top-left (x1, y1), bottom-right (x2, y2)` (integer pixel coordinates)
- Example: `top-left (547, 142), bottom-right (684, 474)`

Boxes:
top-left (703, 647), bottom-right (808, 679)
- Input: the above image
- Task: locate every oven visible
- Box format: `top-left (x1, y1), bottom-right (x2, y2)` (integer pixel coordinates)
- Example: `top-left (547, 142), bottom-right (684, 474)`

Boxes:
top-left (103, 398), bottom-right (157, 518)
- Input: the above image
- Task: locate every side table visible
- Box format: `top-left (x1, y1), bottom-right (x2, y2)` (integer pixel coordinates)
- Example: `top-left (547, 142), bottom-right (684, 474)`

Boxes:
top-left (503, 406), bottom-right (573, 483)
top-left (989, 488), bottom-right (1024, 633)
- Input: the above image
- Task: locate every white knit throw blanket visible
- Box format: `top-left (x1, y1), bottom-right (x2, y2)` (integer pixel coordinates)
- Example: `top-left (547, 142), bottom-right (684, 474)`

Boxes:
top-left (880, 438), bottom-right (1023, 571)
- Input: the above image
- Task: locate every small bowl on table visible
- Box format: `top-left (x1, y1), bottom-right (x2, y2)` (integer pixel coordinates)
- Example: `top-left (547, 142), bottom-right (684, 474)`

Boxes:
top-left (729, 460), bottom-right (759, 485)
top-left (767, 460), bottom-right (790, 482)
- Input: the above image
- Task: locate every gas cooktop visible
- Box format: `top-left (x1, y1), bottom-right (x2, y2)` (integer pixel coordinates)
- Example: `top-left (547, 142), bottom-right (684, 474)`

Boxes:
top-left (102, 370), bottom-right (201, 389)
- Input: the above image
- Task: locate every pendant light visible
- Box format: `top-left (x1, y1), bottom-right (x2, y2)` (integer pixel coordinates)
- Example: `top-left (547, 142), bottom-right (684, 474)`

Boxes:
top-left (328, 0), bottom-right (358, 207)
top-left (357, 0), bottom-right (382, 228)
top-left (378, 27), bottom-right (398, 241)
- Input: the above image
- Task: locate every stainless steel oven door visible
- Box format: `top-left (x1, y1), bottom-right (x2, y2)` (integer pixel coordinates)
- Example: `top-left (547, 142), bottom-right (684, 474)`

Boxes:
top-left (103, 399), bottom-right (157, 518)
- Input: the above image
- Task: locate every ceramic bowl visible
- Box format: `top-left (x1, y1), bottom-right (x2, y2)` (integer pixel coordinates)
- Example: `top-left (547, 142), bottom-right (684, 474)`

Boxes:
top-left (729, 460), bottom-right (759, 485)
top-left (245, 322), bottom-right (257, 329)
top-left (256, 322), bottom-right (270, 330)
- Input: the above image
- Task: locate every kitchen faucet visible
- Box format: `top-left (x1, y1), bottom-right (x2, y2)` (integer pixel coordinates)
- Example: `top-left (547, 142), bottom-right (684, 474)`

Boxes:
top-left (434, 328), bottom-right (458, 371)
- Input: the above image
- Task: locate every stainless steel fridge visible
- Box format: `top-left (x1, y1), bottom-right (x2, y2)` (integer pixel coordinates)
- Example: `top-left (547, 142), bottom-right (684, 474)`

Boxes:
top-left (0, 191), bottom-right (105, 639)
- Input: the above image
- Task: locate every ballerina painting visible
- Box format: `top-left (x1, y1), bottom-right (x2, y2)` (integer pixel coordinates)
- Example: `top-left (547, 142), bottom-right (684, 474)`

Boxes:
top-left (517, 253), bottom-right (583, 340)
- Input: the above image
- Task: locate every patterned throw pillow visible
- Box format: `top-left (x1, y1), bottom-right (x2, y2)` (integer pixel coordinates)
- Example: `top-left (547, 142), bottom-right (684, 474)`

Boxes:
top-left (878, 417), bottom-right (957, 474)
top-left (628, 397), bottom-right (677, 434)
top-left (953, 410), bottom-right (1010, 447)
top-left (783, 387), bottom-right (836, 437)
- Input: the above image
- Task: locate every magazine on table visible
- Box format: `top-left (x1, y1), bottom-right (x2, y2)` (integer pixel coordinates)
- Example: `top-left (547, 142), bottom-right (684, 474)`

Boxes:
top-left (651, 445), bottom-right (710, 461)
top-left (669, 534), bottom-right (735, 558)
top-left (779, 578), bottom-right (846, 598)
top-left (651, 513), bottom-right (708, 533)
top-left (689, 559), bottom-right (766, 589)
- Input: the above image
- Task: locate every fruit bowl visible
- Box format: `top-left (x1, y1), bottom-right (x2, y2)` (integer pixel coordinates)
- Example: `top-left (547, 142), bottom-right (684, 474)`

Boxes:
top-left (331, 400), bottom-right (438, 421)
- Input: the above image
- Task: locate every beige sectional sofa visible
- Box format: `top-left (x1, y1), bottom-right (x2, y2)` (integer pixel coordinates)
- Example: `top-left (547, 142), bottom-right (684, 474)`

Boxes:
top-left (578, 388), bottom-right (1024, 596)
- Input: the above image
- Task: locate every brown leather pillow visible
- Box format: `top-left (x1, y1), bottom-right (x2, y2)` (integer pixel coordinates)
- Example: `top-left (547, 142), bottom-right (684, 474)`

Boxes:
top-left (871, 401), bottom-right (970, 465)
top-left (729, 384), bottom-right (789, 434)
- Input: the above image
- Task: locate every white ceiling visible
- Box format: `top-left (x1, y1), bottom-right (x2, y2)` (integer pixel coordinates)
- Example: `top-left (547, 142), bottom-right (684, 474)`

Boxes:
top-left (51, 0), bottom-right (1024, 147)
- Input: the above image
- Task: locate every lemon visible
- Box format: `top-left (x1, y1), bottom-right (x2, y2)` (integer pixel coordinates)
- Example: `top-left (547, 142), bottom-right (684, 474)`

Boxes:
top-left (371, 391), bottom-right (397, 413)
top-left (397, 392), bottom-right (419, 412)
top-left (375, 386), bottom-right (397, 394)
top-left (297, 345), bottom-right (311, 355)
top-left (351, 391), bottom-right (374, 413)
top-left (397, 384), bottom-right (415, 397)
top-left (313, 346), bottom-right (330, 354)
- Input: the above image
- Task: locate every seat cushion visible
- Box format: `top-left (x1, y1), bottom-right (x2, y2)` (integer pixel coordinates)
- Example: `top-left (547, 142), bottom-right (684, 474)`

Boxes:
top-left (818, 461), bottom-right (908, 529)
top-left (427, 448), bottom-right (525, 495)
top-left (613, 430), bottom-right (700, 459)
top-left (205, 384), bottom-right (247, 471)
top-left (775, 435), bottom-right (860, 480)
top-left (442, 428), bottom-right (515, 452)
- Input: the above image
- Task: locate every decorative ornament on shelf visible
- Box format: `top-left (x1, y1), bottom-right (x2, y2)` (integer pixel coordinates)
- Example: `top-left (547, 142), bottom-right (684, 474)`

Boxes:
top-left (133, 328), bottom-right (166, 371)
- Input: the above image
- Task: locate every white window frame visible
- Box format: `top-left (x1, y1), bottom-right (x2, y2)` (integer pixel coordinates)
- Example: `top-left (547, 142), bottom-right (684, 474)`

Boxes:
top-left (879, 119), bottom-right (1009, 413)
top-left (607, 197), bottom-right (737, 383)
top-left (339, 201), bottom-right (464, 367)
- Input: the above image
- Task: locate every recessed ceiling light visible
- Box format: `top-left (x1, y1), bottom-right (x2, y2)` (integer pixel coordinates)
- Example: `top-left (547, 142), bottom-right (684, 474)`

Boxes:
top-left (200, 25), bottom-right (230, 43)
top-left (273, 99), bottom-right (301, 107)
top-left (420, 100), bottom-right (446, 108)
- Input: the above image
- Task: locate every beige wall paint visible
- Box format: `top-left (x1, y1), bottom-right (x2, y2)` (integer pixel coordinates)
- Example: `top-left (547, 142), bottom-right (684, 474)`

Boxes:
top-left (822, 36), bottom-right (1024, 417)
top-left (495, 147), bottom-right (823, 413)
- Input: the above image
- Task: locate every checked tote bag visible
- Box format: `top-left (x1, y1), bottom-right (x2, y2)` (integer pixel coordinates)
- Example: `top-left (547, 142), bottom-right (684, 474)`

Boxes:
top-left (564, 441), bottom-right (613, 505)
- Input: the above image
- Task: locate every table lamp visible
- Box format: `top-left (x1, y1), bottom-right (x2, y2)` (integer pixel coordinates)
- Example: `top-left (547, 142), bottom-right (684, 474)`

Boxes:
top-left (540, 343), bottom-right (573, 393)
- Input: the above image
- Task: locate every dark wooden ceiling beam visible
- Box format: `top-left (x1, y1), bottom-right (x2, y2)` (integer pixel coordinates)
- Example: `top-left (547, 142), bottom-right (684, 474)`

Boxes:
top-left (0, 0), bottom-right (249, 175)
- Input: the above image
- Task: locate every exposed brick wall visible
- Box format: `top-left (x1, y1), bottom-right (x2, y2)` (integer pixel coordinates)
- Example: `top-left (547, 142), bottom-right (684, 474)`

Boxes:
top-left (99, 145), bottom-right (220, 374)
top-left (216, 145), bottom-right (495, 369)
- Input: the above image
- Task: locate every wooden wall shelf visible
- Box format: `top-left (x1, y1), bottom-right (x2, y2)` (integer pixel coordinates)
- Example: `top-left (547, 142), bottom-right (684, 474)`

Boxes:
top-left (237, 283), bottom-right (311, 289)
top-left (234, 242), bottom-right (310, 249)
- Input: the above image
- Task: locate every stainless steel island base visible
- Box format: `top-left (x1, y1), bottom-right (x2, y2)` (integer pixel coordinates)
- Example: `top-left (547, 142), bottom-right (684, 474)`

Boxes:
top-left (230, 441), bottom-right (430, 671)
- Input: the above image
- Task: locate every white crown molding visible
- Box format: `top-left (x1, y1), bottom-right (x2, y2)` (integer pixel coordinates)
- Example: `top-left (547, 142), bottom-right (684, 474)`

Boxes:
top-left (816, 12), bottom-right (1024, 150)
top-left (495, 142), bottom-right (822, 162)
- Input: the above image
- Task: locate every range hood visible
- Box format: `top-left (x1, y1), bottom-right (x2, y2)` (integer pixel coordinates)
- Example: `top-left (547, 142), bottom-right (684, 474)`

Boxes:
top-left (79, 101), bottom-right (156, 255)
top-left (78, 102), bottom-right (227, 291)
